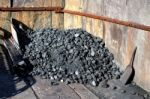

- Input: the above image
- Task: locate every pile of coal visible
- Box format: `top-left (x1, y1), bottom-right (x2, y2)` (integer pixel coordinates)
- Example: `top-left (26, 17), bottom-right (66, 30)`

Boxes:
top-left (23, 28), bottom-right (122, 86)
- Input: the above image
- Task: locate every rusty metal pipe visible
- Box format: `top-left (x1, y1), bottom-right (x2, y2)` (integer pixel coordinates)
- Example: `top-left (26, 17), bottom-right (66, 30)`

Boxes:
top-left (0, 7), bottom-right (150, 31)
top-left (61, 10), bottom-right (150, 31)
top-left (0, 7), bottom-right (63, 12)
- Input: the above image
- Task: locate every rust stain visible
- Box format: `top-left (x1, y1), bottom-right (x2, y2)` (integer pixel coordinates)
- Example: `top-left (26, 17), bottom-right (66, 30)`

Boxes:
top-left (125, 28), bottom-right (135, 66)
top-left (142, 31), bottom-right (150, 91)
top-left (110, 24), bottom-right (122, 47)
top-left (106, 24), bottom-right (123, 61)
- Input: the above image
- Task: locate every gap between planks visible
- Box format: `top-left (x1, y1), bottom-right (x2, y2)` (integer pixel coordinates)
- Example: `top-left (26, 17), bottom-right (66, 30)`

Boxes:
top-left (68, 84), bottom-right (99, 99)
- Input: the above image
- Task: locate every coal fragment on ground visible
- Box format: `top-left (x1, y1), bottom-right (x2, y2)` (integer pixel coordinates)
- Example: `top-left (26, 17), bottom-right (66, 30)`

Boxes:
top-left (23, 28), bottom-right (122, 86)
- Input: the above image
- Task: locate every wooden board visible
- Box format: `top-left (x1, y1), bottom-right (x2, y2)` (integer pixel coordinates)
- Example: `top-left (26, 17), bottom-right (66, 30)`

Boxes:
top-left (13, 0), bottom-right (52, 7)
top-left (12, 11), bottom-right (52, 30)
top-left (65, 0), bottom-right (150, 26)
top-left (64, 0), bottom-right (105, 39)
top-left (51, 0), bottom-right (64, 29)
top-left (104, 22), bottom-right (150, 92)
top-left (12, 0), bottom-right (52, 30)
top-left (86, 79), bottom-right (147, 99)
top-left (69, 84), bottom-right (99, 99)
top-left (0, 0), bottom-right (11, 36)
top-left (0, 0), bottom-right (10, 7)
top-left (31, 77), bottom-right (99, 99)
top-left (31, 78), bottom-right (81, 99)
top-left (64, 14), bottom-right (104, 38)
top-left (12, 0), bottom-right (64, 29)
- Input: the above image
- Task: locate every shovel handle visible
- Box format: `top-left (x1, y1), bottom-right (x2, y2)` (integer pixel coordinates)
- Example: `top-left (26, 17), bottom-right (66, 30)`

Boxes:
top-left (129, 47), bottom-right (137, 67)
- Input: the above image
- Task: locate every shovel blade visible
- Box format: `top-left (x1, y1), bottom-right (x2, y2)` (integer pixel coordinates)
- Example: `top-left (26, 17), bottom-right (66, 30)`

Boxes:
top-left (120, 47), bottom-right (137, 85)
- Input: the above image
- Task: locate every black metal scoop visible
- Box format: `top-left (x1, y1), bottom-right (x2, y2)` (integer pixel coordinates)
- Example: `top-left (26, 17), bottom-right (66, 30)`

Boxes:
top-left (2, 17), bottom-right (32, 77)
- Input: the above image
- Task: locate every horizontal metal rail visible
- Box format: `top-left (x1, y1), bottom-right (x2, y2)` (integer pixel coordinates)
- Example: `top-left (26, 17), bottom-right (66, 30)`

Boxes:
top-left (0, 7), bottom-right (63, 12)
top-left (0, 7), bottom-right (150, 31)
top-left (61, 10), bottom-right (150, 32)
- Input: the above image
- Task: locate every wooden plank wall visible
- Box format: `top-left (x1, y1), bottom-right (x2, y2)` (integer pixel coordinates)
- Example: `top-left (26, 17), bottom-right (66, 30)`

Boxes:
top-left (0, 0), bottom-right (64, 32)
top-left (12, 0), bottom-right (53, 30)
top-left (64, 0), bottom-right (104, 38)
top-left (64, 0), bottom-right (150, 92)
top-left (12, 0), bottom-right (64, 29)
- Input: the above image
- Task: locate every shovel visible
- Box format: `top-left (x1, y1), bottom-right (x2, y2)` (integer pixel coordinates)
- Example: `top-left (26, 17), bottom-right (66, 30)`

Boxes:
top-left (120, 47), bottom-right (137, 85)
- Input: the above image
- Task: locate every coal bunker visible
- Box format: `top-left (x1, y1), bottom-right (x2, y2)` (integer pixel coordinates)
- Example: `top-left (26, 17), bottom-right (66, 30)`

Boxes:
top-left (23, 28), bottom-right (122, 86)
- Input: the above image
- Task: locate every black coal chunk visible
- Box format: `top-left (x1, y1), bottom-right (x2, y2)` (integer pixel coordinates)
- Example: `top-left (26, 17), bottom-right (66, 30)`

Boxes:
top-left (23, 28), bottom-right (122, 86)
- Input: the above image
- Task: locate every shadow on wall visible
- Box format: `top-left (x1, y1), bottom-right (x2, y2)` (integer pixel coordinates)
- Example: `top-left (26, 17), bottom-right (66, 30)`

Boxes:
top-left (0, 19), bottom-right (36, 98)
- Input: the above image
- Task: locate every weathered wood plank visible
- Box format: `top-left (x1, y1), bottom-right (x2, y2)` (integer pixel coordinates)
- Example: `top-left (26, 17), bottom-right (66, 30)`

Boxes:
top-left (104, 21), bottom-right (150, 92)
top-left (12, 11), bottom-right (52, 30)
top-left (65, 0), bottom-right (83, 11)
top-left (64, 13), bottom-right (104, 38)
top-left (0, 0), bottom-right (11, 36)
top-left (104, 22), bottom-right (129, 69)
top-left (12, 0), bottom-right (52, 29)
top-left (11, 0), bottom-right (64, 32)
top-left (52, 12), bottom-right (64, 29)
top-left (0, 0), bottom-right (10, 7)
top-left (51, 0), bottom-right (64, 29)
top-left (32, 77), bottom-right (80, 99)
top-left (0, 12), bottom-right (11, 34)
top-left (133, 31), bottom-right (150, 92)
top-left (64, 0), bottom-right (104, 38)
top-left (69, 84), bottom-right (99, 99)
top-left (13, 0), bottom-right (52, 7)
top-left (65, 0), bottom-right (150, 26)
top-left (86, 79), bottom-right (148, 99)
top-left (11, 87), bottom-right (37, 99)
